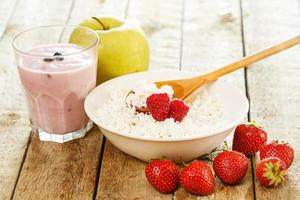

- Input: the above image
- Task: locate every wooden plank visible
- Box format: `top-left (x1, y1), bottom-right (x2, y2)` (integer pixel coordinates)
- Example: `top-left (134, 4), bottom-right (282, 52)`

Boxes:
top-left (13, 128), bottom-right (102, 200)
top-left (127, 0), bottom-right (183, 70)
top-left (242, 0), bottom-right (300, 199)
top-left (181, 0), bottom-right (244, 88)
top-left (96, 0), bottom-right (183, 199)
top-left (175, 170), bottom-right (254, 200)
top-left (0, 0), bottom-right (18, 39)
top-left (0, 0), bottom-right (75, 199)
top-left (68, 0), bottom-right (128, 24)
top-left (10, 0), bottom-right (129, 199)
top-left (174, 0), bottom-right (254, 199)
top-left (97, 142), bottom-right (173, 199)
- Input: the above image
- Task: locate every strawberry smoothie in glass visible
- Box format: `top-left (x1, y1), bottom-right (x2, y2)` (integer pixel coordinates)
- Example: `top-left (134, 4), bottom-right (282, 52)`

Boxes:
top-left (13, 25), bottom-right (99, 143)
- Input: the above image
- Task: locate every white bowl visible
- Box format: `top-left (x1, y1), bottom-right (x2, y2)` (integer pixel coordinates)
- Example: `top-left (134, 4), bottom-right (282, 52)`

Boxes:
top-left (85, 70), bottom-right (249, 162)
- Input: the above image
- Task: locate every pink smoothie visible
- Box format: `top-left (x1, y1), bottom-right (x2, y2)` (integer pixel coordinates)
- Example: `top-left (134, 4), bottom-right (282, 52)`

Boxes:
top-left (17, 44), bottom-right (97, 134)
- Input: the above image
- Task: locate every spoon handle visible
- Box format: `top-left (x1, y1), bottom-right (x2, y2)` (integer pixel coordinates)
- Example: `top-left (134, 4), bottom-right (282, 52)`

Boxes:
top-left (202, 35), bottom-right (300, 82)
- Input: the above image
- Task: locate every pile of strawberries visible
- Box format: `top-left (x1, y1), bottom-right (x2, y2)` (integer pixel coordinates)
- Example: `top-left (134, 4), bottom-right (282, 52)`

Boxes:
top-left (146, 93), bottom-right (189, 122)
top-left (144, 121), bottom-right (295, 195)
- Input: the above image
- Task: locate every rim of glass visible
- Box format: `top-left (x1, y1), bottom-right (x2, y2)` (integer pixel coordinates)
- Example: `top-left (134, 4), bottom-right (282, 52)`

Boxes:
top-left (12, 25), bottom-right (99, 58)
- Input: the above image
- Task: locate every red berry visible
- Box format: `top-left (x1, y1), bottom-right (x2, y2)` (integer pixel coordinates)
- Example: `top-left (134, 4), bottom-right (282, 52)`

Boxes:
top-left (255, 157), bottom-right (286, 187)
top-left (213, 150), bottom-right (249, 185)
top-left (146, 93), bottom-right (170, 121)
top-left (259, 141), bottom-right (294, 169)
top-left (232, 122), bottom-right (267, 156)
top-left (169, 99), bottom-right (189, 122)
top-left (180, 161), bottom-right (215, 196)
top-left (145, 160), bottom-right (179, 193)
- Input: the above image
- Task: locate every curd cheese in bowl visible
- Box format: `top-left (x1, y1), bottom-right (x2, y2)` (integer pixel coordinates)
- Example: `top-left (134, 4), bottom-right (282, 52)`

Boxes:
top-left (85, 70), bottom-right (249, 162)
top-left (97, 82), bottom-right (225, 139)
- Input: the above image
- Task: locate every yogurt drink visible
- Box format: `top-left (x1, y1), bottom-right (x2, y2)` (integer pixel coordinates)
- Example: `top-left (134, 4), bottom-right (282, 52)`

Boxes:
top-left (18, 43), bottom-right (97, 138)
top-left (13, 25), bottom-right (99, 143)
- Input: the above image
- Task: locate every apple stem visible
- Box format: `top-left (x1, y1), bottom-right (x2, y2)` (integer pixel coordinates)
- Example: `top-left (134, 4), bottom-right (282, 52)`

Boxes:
top-left (92, 17), bottom-right (107, 30)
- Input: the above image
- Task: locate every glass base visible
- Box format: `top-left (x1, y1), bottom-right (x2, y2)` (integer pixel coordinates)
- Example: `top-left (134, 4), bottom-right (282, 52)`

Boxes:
top-left (36, 121), bottom-right (93, 143)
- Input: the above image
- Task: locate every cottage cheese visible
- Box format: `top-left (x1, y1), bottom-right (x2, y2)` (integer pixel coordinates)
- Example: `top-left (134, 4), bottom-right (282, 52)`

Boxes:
top-left (97, 82), bottom-right (225, 139)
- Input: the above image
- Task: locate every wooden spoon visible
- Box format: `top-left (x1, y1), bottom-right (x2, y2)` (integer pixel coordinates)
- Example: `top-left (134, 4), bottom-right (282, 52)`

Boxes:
top-left (155, 35), bottom-right (300, 100)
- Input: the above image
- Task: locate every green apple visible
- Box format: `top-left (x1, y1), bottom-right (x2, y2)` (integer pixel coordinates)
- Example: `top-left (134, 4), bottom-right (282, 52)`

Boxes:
top-left (70, 16), bottom-right (150, 84)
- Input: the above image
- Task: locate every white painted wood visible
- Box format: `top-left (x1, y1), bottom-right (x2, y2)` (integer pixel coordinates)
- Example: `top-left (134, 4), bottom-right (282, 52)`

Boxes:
top-left (68, 0), bottom-right (128, 24)
top-left (0, 0), bottom-right (73, 199)
top-left (181, 0), bottom-right (245, 89)
top-left (127, 0), bottom-right (183, 70)
top-left (1, 0), bottom-right (299, 199)
top-left (242, 0), bottom-right (300, 199)
top-left (0, 0), bottom-right (18, 39)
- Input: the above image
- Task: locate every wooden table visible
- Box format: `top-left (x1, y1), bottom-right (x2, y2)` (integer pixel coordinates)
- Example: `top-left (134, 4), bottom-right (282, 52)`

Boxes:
top-left (0, 0), bottom-right (300, 199)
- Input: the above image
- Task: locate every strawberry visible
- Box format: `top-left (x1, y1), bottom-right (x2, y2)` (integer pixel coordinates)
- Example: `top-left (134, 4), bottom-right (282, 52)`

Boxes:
top-left (232, 121), bottom-right (268, 156)
top-left (259, 141), bottom-right (294, 169)
top-left (169, 99), bottom-right (189, 122)
top-left (145, 159), bottom-right (179, 193)
top-left (146, 93), bottom-right (170, 121)
top-left (255, 157), bottom-right (286, 187)
top-left (213, 150), bottom-right (249, 185)
top-left (180, 161), bottom-right (215, 195)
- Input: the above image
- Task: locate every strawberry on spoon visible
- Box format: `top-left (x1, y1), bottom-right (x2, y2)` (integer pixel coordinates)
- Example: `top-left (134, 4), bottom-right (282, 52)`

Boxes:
top-left (146, 93), bottom-right (170, 121)
top-left (169, 99), bottom-right (189, 122)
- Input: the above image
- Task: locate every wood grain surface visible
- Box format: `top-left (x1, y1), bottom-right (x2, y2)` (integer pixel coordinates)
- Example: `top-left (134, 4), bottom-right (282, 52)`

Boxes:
top-left (181, 0), bottom-right (244, 88)
top-left (0, 0), bottom-right (18, 38)
top-left (242, 0), bottom-right (300, 199)
top-left (0, 0), bottom-right (74, 199)
top-left (128, 0), bottom-right (183, 70)
top-left (97, 142), bottom-right (173, 200)
top-left (68, 0), bottom-right (128, 24)
top-left (0, 0), bottom-right (299, 199)
top-left (13, 128), bottom-right (102, 200)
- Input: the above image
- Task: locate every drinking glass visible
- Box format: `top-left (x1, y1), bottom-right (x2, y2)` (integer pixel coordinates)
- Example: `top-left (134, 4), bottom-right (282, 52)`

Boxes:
top-left (13, 25), bottom-right (99, 143)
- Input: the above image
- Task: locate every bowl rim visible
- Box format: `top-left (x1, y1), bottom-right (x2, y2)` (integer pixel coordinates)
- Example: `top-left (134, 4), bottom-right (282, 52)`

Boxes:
top-left (85, 70), bottom-right (249, 142)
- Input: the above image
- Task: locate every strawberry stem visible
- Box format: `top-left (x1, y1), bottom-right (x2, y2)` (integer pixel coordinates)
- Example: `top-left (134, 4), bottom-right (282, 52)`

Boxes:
top-left (182, 161), bottom-right (190, 167)
top-left (263, 161), bottom-right (286, 187)
top-left (249, 120), bottom-right (264, 129)
top-left (223, 141), bottom-right (229, 150)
